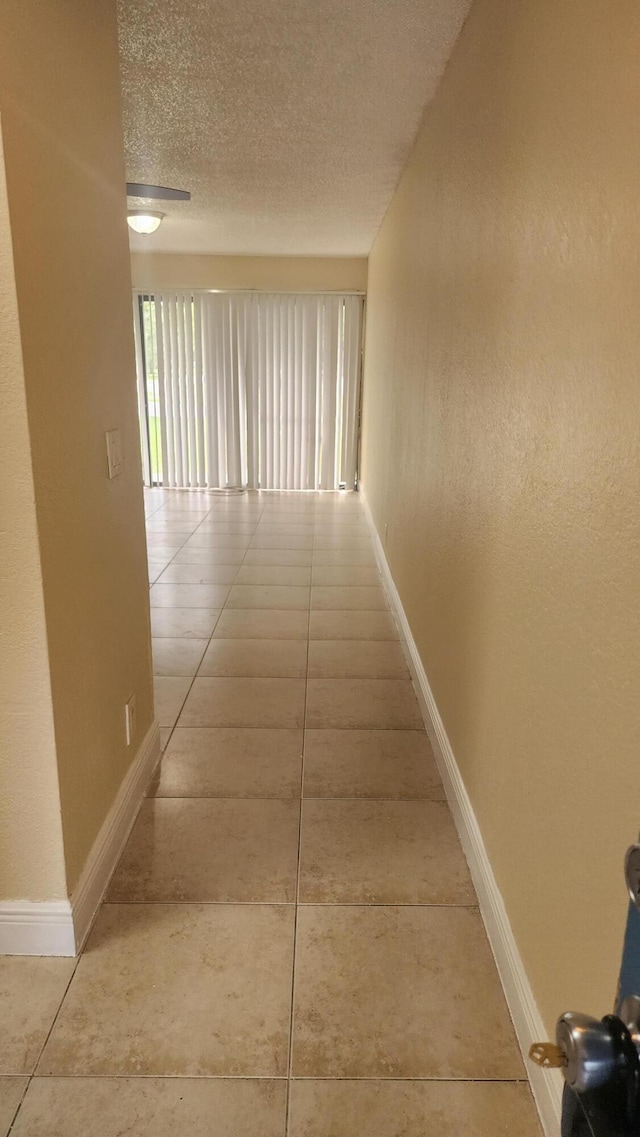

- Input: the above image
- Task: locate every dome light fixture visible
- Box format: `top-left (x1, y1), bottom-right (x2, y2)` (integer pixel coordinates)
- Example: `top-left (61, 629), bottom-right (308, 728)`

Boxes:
top-left (127, 209), bottom-right (165, 235)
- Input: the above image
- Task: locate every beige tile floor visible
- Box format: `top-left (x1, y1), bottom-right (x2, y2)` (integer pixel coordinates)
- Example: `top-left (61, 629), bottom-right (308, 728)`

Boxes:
top-left (1, 490), bottom-right (542, 1135)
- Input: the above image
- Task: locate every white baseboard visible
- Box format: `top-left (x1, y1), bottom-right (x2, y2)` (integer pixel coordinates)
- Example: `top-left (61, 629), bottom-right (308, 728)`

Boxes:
top-left (0, 901), bottom-right (75, 955)
top-left (360, 491), bottom-right (562, 1137)
top-left (71, 719), bottom-right (161, 952)
top-left (0, 719), bottom-right (160, 957)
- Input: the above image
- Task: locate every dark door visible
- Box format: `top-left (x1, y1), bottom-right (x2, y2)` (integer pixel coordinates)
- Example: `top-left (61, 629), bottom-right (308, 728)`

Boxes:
top-left (533, 855), bottom-right (640, 1136)
top-left (561, 1043), bottom-right (640, 1136)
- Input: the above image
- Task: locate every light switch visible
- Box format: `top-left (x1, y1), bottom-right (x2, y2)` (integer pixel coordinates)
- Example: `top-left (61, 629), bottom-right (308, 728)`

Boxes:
top-left (105, 429), bottom-right (123, 479)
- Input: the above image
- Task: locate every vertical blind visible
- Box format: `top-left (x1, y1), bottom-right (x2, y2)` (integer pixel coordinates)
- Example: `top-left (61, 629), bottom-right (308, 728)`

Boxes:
top-left (134, 290), bottom-right (363, 491)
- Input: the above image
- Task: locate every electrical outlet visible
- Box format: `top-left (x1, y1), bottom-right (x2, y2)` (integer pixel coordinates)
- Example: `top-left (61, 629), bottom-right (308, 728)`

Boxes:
top-left (125, 693), bottom-right (137, 746)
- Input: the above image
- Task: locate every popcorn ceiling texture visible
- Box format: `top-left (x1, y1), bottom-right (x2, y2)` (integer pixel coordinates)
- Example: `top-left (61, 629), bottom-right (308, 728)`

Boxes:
top-left (117, 0), bottom-right (472, 255)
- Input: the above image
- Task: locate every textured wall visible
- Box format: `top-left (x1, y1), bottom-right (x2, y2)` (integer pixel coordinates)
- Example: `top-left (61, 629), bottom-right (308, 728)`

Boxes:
top-left (130, 253), bottom-right (368, 293)
top-left (361, 0), bottom-right (640, 1030)
top-left (0, 0), bottom-right (153, 892)
top-left (0, 125), bottom-right (67, 900)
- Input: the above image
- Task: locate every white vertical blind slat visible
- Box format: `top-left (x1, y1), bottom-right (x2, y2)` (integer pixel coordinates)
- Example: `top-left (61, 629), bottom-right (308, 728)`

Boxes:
top-left (283, 297), bottom-right (291, 488)
top-left (156, 294), bottom-right (173, 487)
top-left (319, 295), bottom-right (339, 489)
top-left (182, 293), bottom-right (197, 487)
top-left (167, 294), bottom-right (182, 487)
top-left (285, 300), bottom-right (294, 489)
top-left (292, 299), bottom-right (302, 490)
top-left (273, 297), bottom-right (281, 489)
top-left (245, 295), bottom-right (259, 488)
top-left (132, 296), bottom-right (151, 486)
top-left (164, 295), bottom-right (176, 486)
top-left (257, 298), bottom-right (267, 489)
top-left (176, 293), bottom-right (189, 487)
top-left (339, 297), bottom-right (351, 487)
top-left (266, 297), bottom-right (274, 489)
top-left (309, 297), bottom-right (322, 488)
top-left (220, 297), bottom-right (231, 484)
top-left (235, 296), bottom-right (248, 488)
top-left (193, 294), bottom-right (206, 487)
top-left (203, 300), bottom-right (218, 487)
top-left (343, 295), bottom-right (362, 488)
top-left (227, 297), bottom-right (243, 487)
top-left (278, 298), bottom-right (284, 489)
top-left (214, 297), bottom-right (227, 485)
top-left (336, 300), bottom-right (344, 488)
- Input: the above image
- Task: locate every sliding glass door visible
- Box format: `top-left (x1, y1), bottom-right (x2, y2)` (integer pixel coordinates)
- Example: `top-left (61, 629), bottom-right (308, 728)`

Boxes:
top-left (133, 290), bottom-right (364, 491)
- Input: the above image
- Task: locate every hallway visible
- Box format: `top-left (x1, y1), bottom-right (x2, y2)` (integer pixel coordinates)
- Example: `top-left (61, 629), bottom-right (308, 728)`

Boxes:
top-left (1, 489), bottom-right (541, 1134)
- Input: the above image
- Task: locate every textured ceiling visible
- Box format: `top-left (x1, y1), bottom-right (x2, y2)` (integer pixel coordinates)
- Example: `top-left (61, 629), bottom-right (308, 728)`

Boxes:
top-left (117, 0), bottom-right (471, 256)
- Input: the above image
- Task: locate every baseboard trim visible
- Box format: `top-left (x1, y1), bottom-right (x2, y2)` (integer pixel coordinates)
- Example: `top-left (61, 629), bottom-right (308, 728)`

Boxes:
top-left (71, 719), bottom-right (161, 952)
top-left (0, 901), bottom-right (75, 956)
top-left (0, 719), bottom-right (160, 957)
top-left (360, 491), bottom-right (562, 1137)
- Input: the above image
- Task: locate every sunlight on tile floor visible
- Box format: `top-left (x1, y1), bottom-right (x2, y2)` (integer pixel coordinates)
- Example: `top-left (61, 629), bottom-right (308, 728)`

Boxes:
top-left (1, 489), bottom-right (542, 1135)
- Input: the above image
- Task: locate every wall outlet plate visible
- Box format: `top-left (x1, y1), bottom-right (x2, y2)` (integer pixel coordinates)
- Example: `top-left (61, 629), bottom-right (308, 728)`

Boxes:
top-left (125, 693), bottom-right (137, 746)
top-left (106, 429), bottom-right (123, 479)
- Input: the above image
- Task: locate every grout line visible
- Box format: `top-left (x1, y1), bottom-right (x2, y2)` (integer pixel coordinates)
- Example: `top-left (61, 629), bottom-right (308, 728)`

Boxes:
top-left (148, 795), bottom-right (445, 802)
top-left (12, 1072), bottom-right (532, 1082)
top-left (285, 1075), bottom-right (533, 1083)
top-left (22, 953), bottom-right (83, 1095)
top-left (101, 900), bottom-right (480, 908)
top-left (102, 900), bottom-right (299, 907)
top-left (160, 723), bottom-right (428, 734)
top-left (5, 1077), bottom-right (30, 1137)
top-left (153, 722), bottom-right (425, 729)
top-left (284, 571), bottom-right (310, 1137)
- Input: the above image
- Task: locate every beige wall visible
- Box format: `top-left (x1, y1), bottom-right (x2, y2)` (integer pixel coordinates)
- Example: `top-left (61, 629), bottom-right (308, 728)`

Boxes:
top-left (130, 253), bottom-right (367, 293)
top-left (361, 0), bottom-right (640, 1030)
top-left (0, 124), bottom-right (67, 900)
top-left (0, 0), bottom-right (153, 893)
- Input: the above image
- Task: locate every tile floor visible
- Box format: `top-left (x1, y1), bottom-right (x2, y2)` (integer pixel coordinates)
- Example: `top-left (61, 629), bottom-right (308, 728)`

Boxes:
top-left (0, 489), bottom-right (542, 1135)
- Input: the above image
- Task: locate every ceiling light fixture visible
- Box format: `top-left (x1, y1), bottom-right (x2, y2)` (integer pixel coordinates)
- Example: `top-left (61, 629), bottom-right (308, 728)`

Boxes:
top-left (127, 209), bottom-right (165, 235)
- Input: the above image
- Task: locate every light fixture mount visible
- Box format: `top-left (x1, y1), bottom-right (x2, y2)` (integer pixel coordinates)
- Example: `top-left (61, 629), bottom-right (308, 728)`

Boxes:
top-left (126, 182), bottom-right (190, 201)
